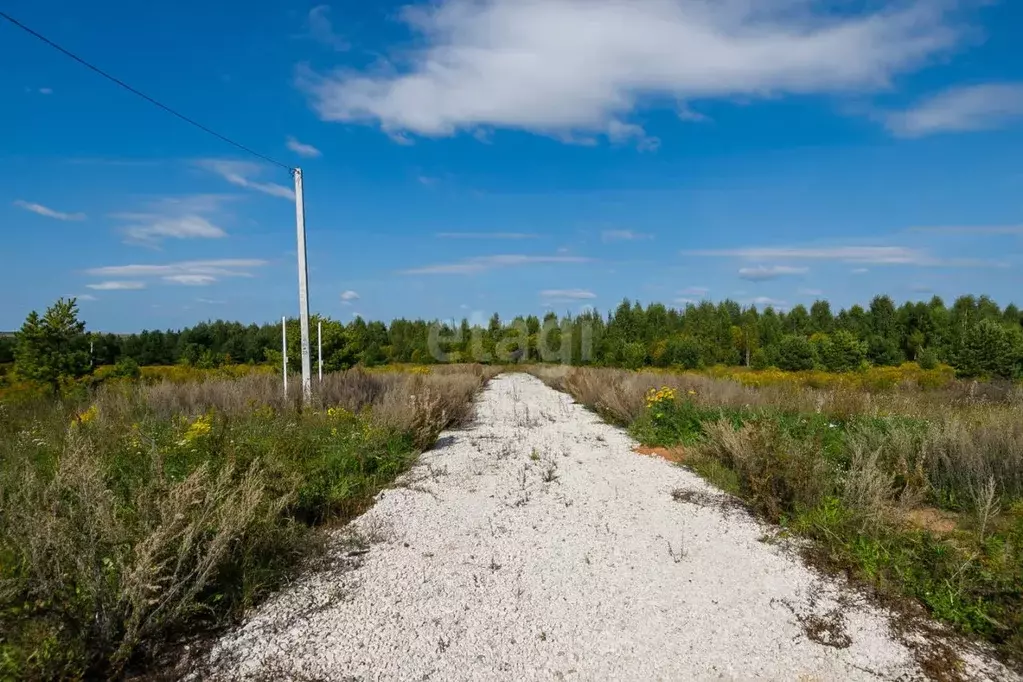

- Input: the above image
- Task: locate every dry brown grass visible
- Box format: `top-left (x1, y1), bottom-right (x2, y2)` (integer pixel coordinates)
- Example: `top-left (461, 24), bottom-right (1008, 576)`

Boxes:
top-left (0, 364), bottom-right (496, 678)
top-left (529, 365), bottom-right (1023, 662)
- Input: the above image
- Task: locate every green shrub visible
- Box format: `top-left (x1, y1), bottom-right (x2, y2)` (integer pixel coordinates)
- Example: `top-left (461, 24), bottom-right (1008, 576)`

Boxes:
top-left (917, 347), bottom-right (939, 371)
top-left (776, 335), bottom-right (816, 371)
top-left (0, 367), bottom-right (492, 678)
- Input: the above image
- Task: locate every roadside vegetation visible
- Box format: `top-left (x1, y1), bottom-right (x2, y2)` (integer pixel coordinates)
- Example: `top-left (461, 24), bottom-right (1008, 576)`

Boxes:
top-left (3, 293), bottom-right (1022, 677)
top-left (3, 293), bottom-right (1022, 381)
top-left (530, 365), bottom-right (1023, 665)
top-left (0, 301), bottom-right (496, 679)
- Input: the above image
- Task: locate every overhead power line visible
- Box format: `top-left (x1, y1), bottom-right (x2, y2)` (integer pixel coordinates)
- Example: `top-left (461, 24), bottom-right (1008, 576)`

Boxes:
top-left (0, 10), bottom-right (293, 172)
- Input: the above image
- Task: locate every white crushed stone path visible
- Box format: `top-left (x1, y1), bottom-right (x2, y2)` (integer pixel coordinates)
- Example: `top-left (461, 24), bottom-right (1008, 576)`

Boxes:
top-left (203, 374), bottom-right (1016, 681)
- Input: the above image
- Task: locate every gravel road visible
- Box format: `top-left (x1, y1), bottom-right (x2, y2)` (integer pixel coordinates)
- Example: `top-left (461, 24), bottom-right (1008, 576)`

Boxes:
top-left (201, 373), bottom-right (1016, 681)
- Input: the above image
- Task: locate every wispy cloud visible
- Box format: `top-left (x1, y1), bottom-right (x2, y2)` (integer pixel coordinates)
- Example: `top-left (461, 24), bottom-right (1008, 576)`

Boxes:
top-left (686, 245), bottom-right (997, 267)
top-left (851, 268), bottom-right (870, 274)
top-left (435, 232), bottom-right (539, 239)
top-left (540, 289), bottom-right (596, 300)
top-left (340, 290), bottom-right (360, 305)
top-left (307, 4), bottom-right (348, 51)
top-left (738, 265), bottom-right (808, 281)
top-left (86, 258), bottom-right (267, 286)
top-left (601, 229), bottom-right (651, 242)
top-left (910, 224), bottom-right (1023, 235)
top-left (884, 83), bottom-right (1023, 138)
top-left (38, 87), bottom-right (53, 95)
top-left (75, 294), bottom-right (98, 301)
top-left (197, 298), bottom-right (227, 304)
top-left (680, 286), bottom-right (709, 296)
top-left (196, 160), bottom-right (295, 200)
top-left (13, 200), bottom-right (85, 221)
top-left (402, 254), bottom-right (590, 275)
top-left (87, 281), bottom-right (146, 291)
top-left (299, 0), bottom-right (958, 145)
top-left (286, 136), bottom-right (322, 158)
top-left (750, 296), bottom-right (788, 308)
top-left (798, 288), bottom-right (824, 296)
top-left (163, 274), bottom-right (217, 286)
top-left (689, 246), bottom-right (923, 264)
top-left (113, 195), bottom-right (231, 246)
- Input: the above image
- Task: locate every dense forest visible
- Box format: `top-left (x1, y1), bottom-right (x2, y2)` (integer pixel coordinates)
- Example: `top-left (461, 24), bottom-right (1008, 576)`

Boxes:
top-left (3, 294), bottom-right (1023, 379)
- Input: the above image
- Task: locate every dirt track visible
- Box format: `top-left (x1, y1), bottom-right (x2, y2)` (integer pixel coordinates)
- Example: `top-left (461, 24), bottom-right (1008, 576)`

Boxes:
top-left (200, 374), bottom-right (1016, 681)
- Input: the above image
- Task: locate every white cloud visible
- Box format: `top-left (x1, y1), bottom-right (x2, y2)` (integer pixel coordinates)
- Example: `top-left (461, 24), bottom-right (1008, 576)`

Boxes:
top-left (13, 200), bottom-right (85, 221)
top-left (113, 194), bottom-right (231, 245)
top-left (675, 297), bottom-right (699, 306)
top-left (540, 289), bottom-right (596, 300)
top-left (750, 296), bottom-right (788, 308)
top-left (123, 216), bottom-right (226, 243)
top-left (601, 229), bottom-right (651, 242)
top-left (436, 232), bottom-right (538, 239)
top-left (86, 259), bottom-right (266, 286)
top-left (851, 268), bottom-right (870, 274)
top-left (75, 294), bottom-right (98, 301)
top-left (307, 4), bottom-right (348, 51)
top-left (692, 246), bottom-right (922, 264)
top-left (910, 224), bottom-right (1023, 235)
top-left (38, 87), bottom-right (53, 95)
top-left (738, 265), bottom-right (808, 281)
top-left (402, 254), bottom-right (591, 275)
top-left (287, 136), bottom-right (322, 158)
top-left (686, 245), bottom-right (997, 267)
top-left (680, 286), bottom-right (709, 296)
top-left (164, 274), bottom-right (217, 286)
top-left (196, 160), bottom-right (295, 200)
top-left (87, 281), bottom-right (146, 291)
top-left (197, 298), bottom-right (227, 304)
top-left (299, 0), bottom-right (959, 145)
top-left (884, 83), bottom-right (1023, 137)
top-left (341, 290), bottom-right (360, 305)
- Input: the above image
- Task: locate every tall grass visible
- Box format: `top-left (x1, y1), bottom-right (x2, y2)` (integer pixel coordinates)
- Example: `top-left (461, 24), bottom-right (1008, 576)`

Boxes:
top-left (0, 365), bottom-right (496, 679)
top-left (530, 366), bottom-right (1023, 663)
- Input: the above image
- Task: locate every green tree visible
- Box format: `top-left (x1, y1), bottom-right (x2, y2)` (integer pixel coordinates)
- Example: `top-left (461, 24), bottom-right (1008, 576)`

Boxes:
top-left (822, 330), bottom-right (866, 372)
top-left (662, 335), bottom-right (703, 369)
top-left (14, 298), bottom-right (91, 391)
top-left (112, 356), bottom-right (142, 379)
top-left (622, 341), bottom-right (648, 369)
top-left (917, 348), bottom-right (939, 370)
top-left (0, 336), bottom-right (14, 364)
top-left (776, 334), bottom-right (816, 371)
top-left (956, 320), bottom-right (1023, 379)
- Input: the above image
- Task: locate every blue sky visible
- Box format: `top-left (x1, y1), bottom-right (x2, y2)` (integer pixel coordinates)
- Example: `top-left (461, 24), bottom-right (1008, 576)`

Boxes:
top-left (3, 0), bottom-right (1022, 332)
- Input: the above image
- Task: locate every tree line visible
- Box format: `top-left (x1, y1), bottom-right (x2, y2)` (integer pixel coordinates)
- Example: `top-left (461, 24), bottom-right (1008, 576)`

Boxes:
top-left (4, 294), bottom-right (1023, 388)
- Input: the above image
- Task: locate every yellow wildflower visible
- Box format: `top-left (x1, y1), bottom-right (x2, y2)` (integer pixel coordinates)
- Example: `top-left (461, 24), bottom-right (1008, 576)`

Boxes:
top-left (71, 405), bottom-right (98, 427)
top-left (645, 386), bottom-right (677, 407)
top-left (180, 413), bottom-right (213, 445)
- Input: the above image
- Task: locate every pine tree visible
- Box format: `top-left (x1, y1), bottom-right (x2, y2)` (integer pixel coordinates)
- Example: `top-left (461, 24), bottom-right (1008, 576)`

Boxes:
top-left (14, 298), bottom-right (91, 391)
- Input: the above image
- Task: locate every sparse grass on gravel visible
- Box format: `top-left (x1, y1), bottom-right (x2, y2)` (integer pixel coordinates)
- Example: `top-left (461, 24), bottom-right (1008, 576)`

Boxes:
top-left (529, 365), bottom-right (1023, 667)
top-left (0, 365), bottom-right (496, 680)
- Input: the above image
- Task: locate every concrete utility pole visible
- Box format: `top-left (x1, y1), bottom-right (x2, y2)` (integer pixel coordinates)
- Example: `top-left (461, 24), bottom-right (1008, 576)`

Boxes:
top-left (282, 316), bottom-right (288, 397)
top-left (318, 320), bottom-right (323, 383)
top-left (293, 168), bottom-right (312, 403)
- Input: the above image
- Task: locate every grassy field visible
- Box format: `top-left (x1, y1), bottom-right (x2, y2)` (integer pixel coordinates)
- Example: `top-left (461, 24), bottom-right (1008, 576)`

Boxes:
top-left (529, 365), bottom-right (1023, 665)
top-left (0, 365), bottom-right (497, 679)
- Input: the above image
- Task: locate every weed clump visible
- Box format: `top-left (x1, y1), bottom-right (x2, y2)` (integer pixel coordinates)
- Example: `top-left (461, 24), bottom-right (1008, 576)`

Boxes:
top-left (0, 365), bottom-right (495, 678)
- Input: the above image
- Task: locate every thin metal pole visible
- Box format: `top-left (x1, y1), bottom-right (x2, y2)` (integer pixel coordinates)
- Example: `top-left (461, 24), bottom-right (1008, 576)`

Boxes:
top-left (318, 320), bottom-right (323, 383)
top-left (293, 168), bottom-right (312, 404)
top-left (282, 316), bottom-right (288, 397)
